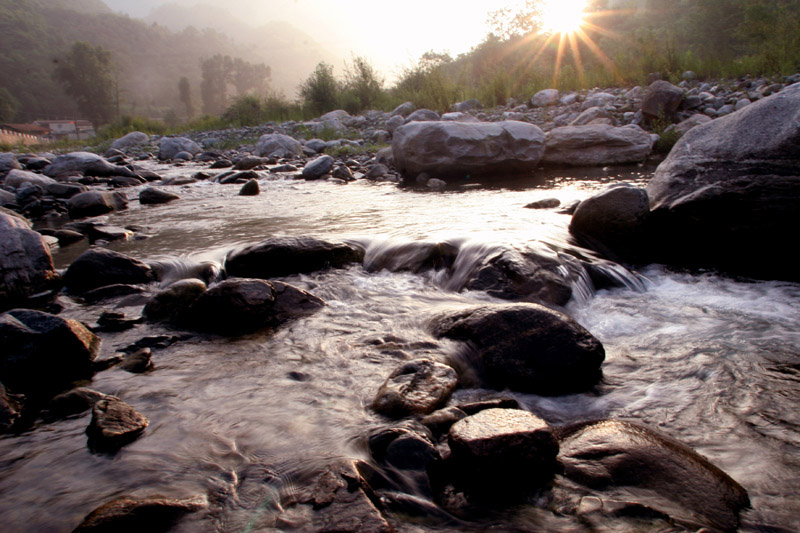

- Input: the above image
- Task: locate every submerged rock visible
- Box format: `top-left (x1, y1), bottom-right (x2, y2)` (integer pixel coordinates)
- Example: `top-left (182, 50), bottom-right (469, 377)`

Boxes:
top-left (238, 179), bottom-right (260, 196)
top-left (63, 248), bottom-right (154, 294)
top-left (86, 396), bottom-right (148, 452)
top-left (225, 236), bottom-right (364, 279)
top-left (558, 420), bottom-right (750, 531)
top-left (392, 121), bottom-right (546, 180)
top-left (431, 303), bottom-right (604, 394)
top-left (73, 494), bottom-right (207, 532)
top-left (373, 359), bottom-right (458, 418)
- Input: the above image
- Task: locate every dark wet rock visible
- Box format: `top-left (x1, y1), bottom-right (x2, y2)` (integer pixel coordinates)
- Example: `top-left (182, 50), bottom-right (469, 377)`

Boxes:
top-left (0, 152), bottom-right (22, 174)
top-left (46, 182), bottom-right (88, 198)
top-left (456, 397), bottom-right (521, 415)
top-left (45, 152), bottom-right (136, 178)
top-left (0, 382), bottom-right (24, 431)
top-left (447, 408), bottom-right (559, 488)
top-left (158, 137), bottom-right (200, 160)
top-left (225, 236), bottom-right (364, 278)
top-left (302, 155), bottom-right (335, 179)
top-left (431, 303), bottom-right (604, 394)
top-left (86, 396), bottom-right (148, 451)
top-left (524, 198), bottom-right (561, 209)
top-left (373, 359), bottom-right (458, 418)
top-left (232, 155), bottom-right (263, 170)
top-left (543, 125), bottom-right (653, 166)
top-left (143, 278), bottom-right (207, 325)
top-left (642, 80), bottom-right (684, 120)
top-left (139, 187), bottom-right (179, 205)
top-left (269, 280), bottom-right (326, 323)
top-left (569, 184), bottom-right (650, 260)
top-left (88, 225), bottom-right (133, 243)
top-left (118, 348), bottom-right (153, 373)
top-left (135, 169), bottom-right (162, 182)
top-left (219, 170), bottom-right (258, 184)
top-left (0, 212), bottom-right (57, 310)
top-left (209, 159), bottom-right (232, 169)
top-left (81, 284), bottom-right (147, 304)
top-left (110, 175), bottom-right (145, 188)
top-left (269, 163), bottom-right (297, 173)
top-left (558, 419), bottom-right (750, 531)
top-left (369, 421), bottom-right (440, 471)
top-left (558, 199), bottom-right (581, 215)
top-left (43, 387), bottom-right (109, 420)
top-left (421, 406), bottom-right (467, 437)
top-left (67, 190), bottom-right (128, 219)
top-left (110, 131), bottom-right (150, 150)
top-left (95, 310), bottom-right (139, 332)
top-left (238, 179), bottom-right (260, 196)
top-left (72, 494), bottom-right (207, 533)
top-left (392, 121), bottom-right (545, 181)
top-left (279, 459), bottom-right (394, 533)
top-left (366, 164), bottom-right (389, 180)
top-left (365, 242), bottom-right (458, 274)
top-left (63, 248), bottom-right (154, 294)
top-left (256, 133), bottom-right (302, 158)
top-left (646, 82), bottom-right (800, 280)
top-left (0, 309), bottom-right (100, 396)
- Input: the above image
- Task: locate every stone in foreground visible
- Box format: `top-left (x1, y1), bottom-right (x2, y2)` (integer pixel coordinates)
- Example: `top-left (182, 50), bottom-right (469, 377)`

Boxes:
top-left (0, 212), bottom-right (57, 310)
top-left (73, 494), bottom-right (207, 532)
top-left (373, 359), bottom-right (458, 418)
top-left (86, 396), bottom-right (148, 452)
top-left (431, 303), bottom-right (604, 394)
top-left (392, 121), bottom-right (546, 180)
top-left (558, 419), bottom-right (750, 531)
top-left (63, 248), bottom-right (154, 294)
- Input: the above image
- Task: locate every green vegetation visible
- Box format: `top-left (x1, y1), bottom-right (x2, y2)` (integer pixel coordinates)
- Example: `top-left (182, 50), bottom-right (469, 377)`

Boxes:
top-left (326, 143), bottom-right (389, 158)
top-left (53, 41), bottom-right (116, 126)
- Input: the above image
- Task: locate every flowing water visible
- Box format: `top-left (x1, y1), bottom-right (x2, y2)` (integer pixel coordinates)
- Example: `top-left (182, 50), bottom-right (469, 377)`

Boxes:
top-left (1, 162), bottom-right (798, 532)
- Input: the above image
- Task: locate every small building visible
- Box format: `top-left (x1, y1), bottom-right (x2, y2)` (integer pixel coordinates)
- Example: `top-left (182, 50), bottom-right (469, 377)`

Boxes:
top-left (33, 120), bottom-right (96, 141)
top-left (1, 123), bottom-right (51, 145)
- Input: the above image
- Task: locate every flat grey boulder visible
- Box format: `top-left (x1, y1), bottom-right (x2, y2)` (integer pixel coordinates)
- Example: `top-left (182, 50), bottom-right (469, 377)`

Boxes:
top-left (86, 396), bottom-right (148, 452)
top-left (3, 169), bottom-right (56, 189)
top-left (226, 236), bottom-right (364, 278)
top-left (110, 131), bottom-right (150, 150)
top-left (392, 121), bottom-right (546, 180)
top-left (44, 152), bottom-right (132, 178)
top-left (542, 125), bottom-right (653, 166)
top-left (0, 212), bottom-right (56, 309)
top-left (68, 190), bottom-right (128, 218)
top-left (158, 136), bottom-right (200, 160)
top-left (431, 303), bottom-right (604, 394)
top-left (646, 82), bottom-right (800, 280)
top-left (256, 133), bottom-right (302, 158)
top-left (558, 420), bottom-right (750, 531)
top-left (373, 359), bottom-right (458, 418)
top-left (63, 248), bottom-right (154, 294)
top-left (531, 88), bottom-right (560, 107)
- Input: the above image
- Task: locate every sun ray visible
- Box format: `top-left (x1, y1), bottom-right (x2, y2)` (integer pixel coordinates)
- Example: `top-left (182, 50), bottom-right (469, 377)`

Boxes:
top-left (567, 31), bottom-right (586, 87)
top-left (552, 32), bottom-right (568, 87)
top-left (574, 27), bottom-right (620, 79)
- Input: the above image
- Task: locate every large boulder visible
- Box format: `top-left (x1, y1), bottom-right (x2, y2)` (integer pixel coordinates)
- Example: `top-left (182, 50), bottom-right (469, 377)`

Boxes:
top-left (158, 137), bottom-right (200, 160)
top-left (73, 494), bottom-right (207, 533)
top-left (255, 133), bottom-right (302, 158)
top-left (646, 82), bottom-right (800, 280)
top-left (542, 125), bottom-right (653, 167)
top-left (63, 248), bottom-right (154, 294)
top-left (373, 359), bottom-right (458, 418)
top-left (558, 420), bottom-right (750, 531)
top-left (431, 303), bottom-right (604, 394)
top-left (44, 152), bottom-right (133, 178)
top-left (3, 168), bottom-right (57, 189)
top-left (392, 121), bottom-right (546, 180)
top-left (110, 131), bottom-right (150, 150)
top-left (642, 80), bottom-right (684, 120)
top-left (0, 309), bottom-right (100, 396)
top-left (0, 212), bottom-right (57, 310)
top-left (225, 236), bottom-right (364, 278)
top-left (67, 190), bottom-right (128, 218)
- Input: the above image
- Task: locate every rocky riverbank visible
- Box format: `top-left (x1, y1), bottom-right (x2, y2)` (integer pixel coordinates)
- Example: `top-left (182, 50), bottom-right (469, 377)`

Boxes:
top-left (1, 73), bottom-right (799, 532)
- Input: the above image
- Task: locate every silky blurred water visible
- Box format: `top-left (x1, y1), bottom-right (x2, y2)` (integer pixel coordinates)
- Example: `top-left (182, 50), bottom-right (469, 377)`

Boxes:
top-left (2, 162), bottom-right (798, 532)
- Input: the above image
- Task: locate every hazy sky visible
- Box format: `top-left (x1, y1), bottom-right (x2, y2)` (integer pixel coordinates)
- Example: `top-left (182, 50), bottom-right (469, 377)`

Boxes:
top-left (103, 0), bottom-right (513, 79)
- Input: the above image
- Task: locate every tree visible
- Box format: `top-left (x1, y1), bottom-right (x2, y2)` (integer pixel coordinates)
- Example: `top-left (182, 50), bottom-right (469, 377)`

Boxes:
top-left (342, 56), bottom-right (383, 112)
top-left (200, 54), bottom-right (233, 115)
top-left (53, 41), bottom-right (115, 125)
top-left (0, 88), bottom-right (20, 122)
top-left (299, 62), bottom-right (339, 115)
top-left (178, 76), bottom-right (194, 119)
top-left (231, 58), bottom-right (271, 96)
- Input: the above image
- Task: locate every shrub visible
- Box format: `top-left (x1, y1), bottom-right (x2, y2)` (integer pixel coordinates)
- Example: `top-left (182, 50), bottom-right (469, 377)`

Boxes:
top-left (299, 62), bottom-right (340, 116)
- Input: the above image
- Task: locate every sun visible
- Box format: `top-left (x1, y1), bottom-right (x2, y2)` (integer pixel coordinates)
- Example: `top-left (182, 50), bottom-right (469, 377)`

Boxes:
top-left (540, 0), bottom-right (588, 35)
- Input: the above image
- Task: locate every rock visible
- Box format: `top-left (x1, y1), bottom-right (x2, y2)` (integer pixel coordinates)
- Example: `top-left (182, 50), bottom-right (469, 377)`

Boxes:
top-left (431, 303), bottom-right (604, 394)
top-left (158, 137), bottom-right (200, 160)
top-left (673, 113), bottom-right (712, 136)
top-left (305, 139), bottom-right (327, 153)
top-left (735, 98), bottom-right (751, 111)
top-left (366, 164), bottom-right (389, 180)
top-left (63, 248), bottom-right (154, 294)
top-left (139, 187), bottom-right (180, 205)
top-left (426, 178), bottom-right (446, 190)
top-left (255, 133), bottom-right (302, 158)
top-left (43, 387), bottom-right (109, 419)
top-left (269, 280), bottom-right (326, 323)
top-left (143, 278), bottom-right (207, 324)
top-left (451, 98), bottom-right (480, 112)
top-left (46, 182), bottom-right (88, 198)
top-left (448, 408), bottom-right (559, 487)
top-left (54, 229), bottom-right (85, 246)
top-left (173, 151), bottom-right (193, 161)
top-left (43, 152), bottom-right (120, 178)
top-left (531, 89), bottom-right (560, 107)
top-left (0, 383), bottom-right (23, 431)
top-left (219, 170), bottom-right (257, 184)
top-left (646, 83), bottom-right (800, 280)
top-left (642, 80), bottom-right (684, 120)
top-left (524, 198), bottom-right (560, 209)
top-left (232, 155), bottom-right (263, 170)
top-left (0, 309), bottom-right (100, 396)
top-left (186, 278), bottom-right (276, 336)
top-left (302, 155), bottom-right (335, 179)
top-left (86, 396), bottom-right (148, 451)
top-left (3, 168), bottom-right (57, 189)
top-left (226, 236), bottom-right (364, 279)
top-left (0, 152), bottom-right (22, 174)
top-left (569, 107), bottom-right (614, 126)
top-left (391, 101), bottom-right (416, 117)
top-left (67, 190), bottom-right (128, 218)
top-left (238, 179), bottom-right (260, 196)
top-left (110, 131), bottom-right (150, 150)
top-left (373, 359), bottom-right (458, 418)
top-left (369, 422), bottom-right (439, 471)
top-left (0, 212), bottom-right (57, 310)
top-left (558, 420), bottom-right (750, 531)
top-left (582, 92), bottom-right (617, 110)
top-left (88, 225), bottom-right (133, 243)
top-left (392, 121), bottom-right (546, 181)
top-left (421, 406), bottom-right (467, 436)
top-left (385, 115), bottom-right (405, 134)
top-left (118, 348), bottom-right (153, 373)
top-left (569, 184), bottom-right (650, 259)
top-left (0, 189), bottom-right (14, 206)
top-left (405, 109), bottom-right (441, 123)
top-left (441, 112), bottom-right (480, 123)
top-left (73, 495), bottom-right (206, 533)
top-left (542, 125), bottom-right (653, 166)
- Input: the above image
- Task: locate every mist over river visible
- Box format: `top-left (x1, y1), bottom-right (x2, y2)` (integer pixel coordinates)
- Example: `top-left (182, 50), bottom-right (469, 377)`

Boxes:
top-left (2, 161), bottom-right (798, 532)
